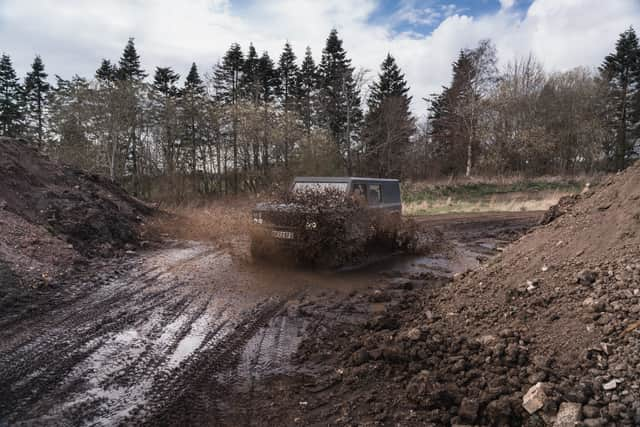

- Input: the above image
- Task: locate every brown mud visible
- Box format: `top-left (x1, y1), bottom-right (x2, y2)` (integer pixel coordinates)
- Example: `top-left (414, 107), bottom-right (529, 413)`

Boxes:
top-left (0, 211), bottom-right (539, 426)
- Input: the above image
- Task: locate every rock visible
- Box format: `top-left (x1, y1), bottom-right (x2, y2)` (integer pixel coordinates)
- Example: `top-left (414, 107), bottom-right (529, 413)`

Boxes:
top-left (607, 402), bottom-right (626, 419)
top-left (369, 289), bottom-right (391, 303)
top-left (553, 402), bottom-right (582, 426)
top-left (405, 327), bottom-right (422, 341)
top-left (577, 270), bottom-right (597, 285)
top-left (582, 405), bottom-right (599, 418)
top-left (523, 382), bottom-right (549, 414)
top-left (476, 335), bottom-right (497, 346)
top-left (582, 418), bottom-right (605, 427)
top-left (458, 398), bottom-right (479, 423)
top-left (350, 349), bottom-right (369, 366)
top-left (387, 277), bottom-right (412, 289)
top-left (602, 379), bottom-right (621, 391)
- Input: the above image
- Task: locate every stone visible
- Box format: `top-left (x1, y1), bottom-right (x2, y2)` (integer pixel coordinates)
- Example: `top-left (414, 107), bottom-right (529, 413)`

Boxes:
top-left (582, 405), bottom-right (599, 418)
top-left (553, 402), bottom-right (582, 426)
top-left (523, 382), bottom-right (549, 414)
top-left (458, 398), bottom-right (480, 423)
top-left (387, 277), bottom-right (412, 289)
top-left (351, 349), bottom-right (369, 366)
top-left (582, 419), bottom-right (605, 427)
top-left (603, 379), bottom-right (621, 391)
top-left (406, 327), bottom-right (422, 341)
top-left (607, 402), bottom-right (626, 418)
top-left (577, 270), bottom-right (597, 285)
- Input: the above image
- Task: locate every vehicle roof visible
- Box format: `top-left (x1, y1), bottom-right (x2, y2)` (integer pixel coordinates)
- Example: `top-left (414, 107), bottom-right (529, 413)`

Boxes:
top-left (293, 176), bottom-right (399, 183)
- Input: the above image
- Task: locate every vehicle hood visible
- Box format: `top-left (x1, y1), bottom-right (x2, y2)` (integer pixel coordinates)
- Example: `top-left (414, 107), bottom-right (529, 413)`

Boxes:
top-left (252, 202), bottom-right (318, 227)
top-left (253, 202), bottom-right (315, 215)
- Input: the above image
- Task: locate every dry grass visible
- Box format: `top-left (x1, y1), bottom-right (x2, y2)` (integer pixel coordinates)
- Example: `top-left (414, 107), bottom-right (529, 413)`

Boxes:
top-left (403, 190), bottom-right (575, 216)
top-left (148, 197), bottom-right (254, 248)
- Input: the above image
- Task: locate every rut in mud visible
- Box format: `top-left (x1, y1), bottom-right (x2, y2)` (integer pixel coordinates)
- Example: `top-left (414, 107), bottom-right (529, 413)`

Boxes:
top-left (0, 211), bottom-right (538, 426)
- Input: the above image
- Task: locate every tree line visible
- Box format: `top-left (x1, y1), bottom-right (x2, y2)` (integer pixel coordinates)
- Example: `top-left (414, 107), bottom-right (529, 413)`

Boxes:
top-left (422, 27), bottom-right (640, 178)
top-left (0, 27), bottom-right (639, 200)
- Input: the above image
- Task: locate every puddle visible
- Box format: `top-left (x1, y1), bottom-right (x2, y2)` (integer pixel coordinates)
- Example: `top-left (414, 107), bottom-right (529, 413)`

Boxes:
top-left (167, 313), bottom-right (211, 368)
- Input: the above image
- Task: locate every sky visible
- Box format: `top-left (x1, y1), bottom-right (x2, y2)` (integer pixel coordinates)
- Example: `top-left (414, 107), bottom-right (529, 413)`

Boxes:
top-left (1, 0), bottom-right (638, 116)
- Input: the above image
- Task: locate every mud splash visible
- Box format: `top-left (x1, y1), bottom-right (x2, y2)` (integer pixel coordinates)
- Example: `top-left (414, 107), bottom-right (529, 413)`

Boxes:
top-left (0, 211), bottom-right (541, 426)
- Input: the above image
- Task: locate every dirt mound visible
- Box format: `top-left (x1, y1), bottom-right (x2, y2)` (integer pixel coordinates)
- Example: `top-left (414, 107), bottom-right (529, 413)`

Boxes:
top-left (0, 137), bottom-right (153, 286)
top-left (268, 164), bottom-right (640, 425)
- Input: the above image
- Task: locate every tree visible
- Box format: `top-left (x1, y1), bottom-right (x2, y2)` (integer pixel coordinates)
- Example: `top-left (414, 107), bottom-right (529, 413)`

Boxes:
top-left (428, 40), bottom-right (497, 177)
top-left (24, 55), bottom-right (50, 148)
top-left (117, 37), bottom-right (147, 81)
top-left (48, 75), bottom-right (94, 169)
top-left (182, 62), bottom-right (206, 184)
top-left (151, 67), bottom-right (181, 179)
top-left (153, 66), bottom-right (180, 96)
top-left (214, 43), bottom-right (244, 193)
top-left (362, 54), bottom-right (414, 177)
top-left (115, 38), bottom-right (147, 195)
top-left (241, 43), bottom-right (260, 102)
top-left (599, 26), bottom-right (640, 170)
top-left (0, 53), bottom-right (24, 137)
top-left (318, 29), bottom-right (363, 173)
top-left (278, 41), bottom-right (298, 169)
top-left (297, 46), bottom-right (318, 135)
top-left (96, 59), bottom-right (117, 83)
top-left (257, 51), bottom-right (278, 171)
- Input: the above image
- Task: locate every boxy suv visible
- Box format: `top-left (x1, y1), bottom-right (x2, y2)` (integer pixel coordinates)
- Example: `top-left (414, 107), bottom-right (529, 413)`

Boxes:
top-left (250, 177), bottom-right (402, 264)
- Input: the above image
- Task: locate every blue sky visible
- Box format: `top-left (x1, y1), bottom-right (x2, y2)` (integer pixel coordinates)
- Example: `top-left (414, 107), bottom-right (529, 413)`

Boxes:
top-left (0, 0), bottom-right (638, 115)
top-left (367, 0), bottom-right (532, 35)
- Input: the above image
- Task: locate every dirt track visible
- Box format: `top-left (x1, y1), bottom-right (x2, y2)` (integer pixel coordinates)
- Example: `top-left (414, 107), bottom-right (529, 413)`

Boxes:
top-left (0, 211), bottom-right (541, 426)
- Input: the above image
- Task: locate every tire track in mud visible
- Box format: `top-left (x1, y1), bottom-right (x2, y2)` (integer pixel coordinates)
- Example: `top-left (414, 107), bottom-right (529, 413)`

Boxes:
top-left (134, 295), bottom-right (295, 427)
top-left (0, 245), bottom-right (226, 425)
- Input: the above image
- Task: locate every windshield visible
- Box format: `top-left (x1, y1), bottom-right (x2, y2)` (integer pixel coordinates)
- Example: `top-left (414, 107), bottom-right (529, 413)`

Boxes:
top-left (292, 182), bottom-right (348, 193)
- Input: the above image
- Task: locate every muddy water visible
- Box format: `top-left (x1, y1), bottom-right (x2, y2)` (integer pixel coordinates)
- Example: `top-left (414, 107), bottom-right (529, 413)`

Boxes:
top-left (0, 212), bottom-right (538, 426)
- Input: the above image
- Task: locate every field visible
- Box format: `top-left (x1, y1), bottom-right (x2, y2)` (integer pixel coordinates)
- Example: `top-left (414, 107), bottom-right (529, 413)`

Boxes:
top-left (402, 177), bottom-right (588, 215)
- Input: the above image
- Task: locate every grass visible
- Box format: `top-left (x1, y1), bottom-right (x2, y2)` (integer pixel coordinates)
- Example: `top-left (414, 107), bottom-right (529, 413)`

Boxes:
top-left (402, 177), bottom-right (589, 216)
top-left (147, 197), bottom-right (254, 251)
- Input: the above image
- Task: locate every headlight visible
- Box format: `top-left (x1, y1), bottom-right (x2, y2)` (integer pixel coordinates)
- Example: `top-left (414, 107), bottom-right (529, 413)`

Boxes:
top-left (252, 212), bottom-right (263, 224)
top-left (305, 221), bottom-right (317, 230)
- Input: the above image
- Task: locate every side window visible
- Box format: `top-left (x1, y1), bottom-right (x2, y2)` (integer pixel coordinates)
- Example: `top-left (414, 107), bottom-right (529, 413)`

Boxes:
top-left (352, 183), bottom-right (367, 201)
top-left (367, 184), bottom-right (382, 205)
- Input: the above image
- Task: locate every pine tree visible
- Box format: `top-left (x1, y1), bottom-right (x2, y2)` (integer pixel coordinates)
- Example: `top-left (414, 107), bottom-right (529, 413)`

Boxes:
top-left (599, 26), bottom-right (640, 170)
top-left (96, 59), bottom-right (117, 83)
top-left (153, 66), bottom-right (180, 96)
top-left (428, 50), bottom-right (474, 176)
top-left (214, 43), bottom-right (244, 193)
top-left (297, 46), bottom-right (318, 134)
top-left (256, 51), bottom-right (278, 171)
top-left (318, 29), bottom-right (363, 173)
top-left (184, 62), bottom-right (204, 94)
top-left (117, 38), bottom-right (147, 81)
top-left (241, 43), bottom-right (260, 102)
top-left (363, 54), bottom-right (414, 177)
top-left (257, 51), bottom-right (278, 103)
top-left (0, 53), bottom-right (24, 137)
top-left (116, 37), bottom-right (147, 195)
top-left (278, 42), bottom-right (298, 111)
top-left (278, 42), bottom-right (299, 169)
top-left (182, 63), bottom-right (206, 182)
top-left (151, 66), bottom-right (181, 176)
top-left (24, 55), bottom-right (50, 148)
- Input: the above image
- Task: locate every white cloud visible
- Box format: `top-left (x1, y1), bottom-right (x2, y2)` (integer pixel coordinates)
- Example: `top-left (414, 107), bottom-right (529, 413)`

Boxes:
top-left (0, 0), bottom-right (638, 116)
top-left (500, 0), bottom-right (515, 10)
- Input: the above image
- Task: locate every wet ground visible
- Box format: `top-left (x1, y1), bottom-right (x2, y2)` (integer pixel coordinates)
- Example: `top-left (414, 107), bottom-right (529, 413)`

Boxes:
top-left (0, 211), bottom-right (541, 426)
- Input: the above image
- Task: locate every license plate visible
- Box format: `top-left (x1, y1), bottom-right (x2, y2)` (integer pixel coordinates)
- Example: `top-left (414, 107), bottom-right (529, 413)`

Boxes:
top-left (272, 230), bottom-right (294, 240)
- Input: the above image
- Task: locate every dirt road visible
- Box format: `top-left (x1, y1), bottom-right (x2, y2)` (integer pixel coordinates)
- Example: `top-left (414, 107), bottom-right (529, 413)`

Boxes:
top-left (0, 211), bottom-right (541, 426)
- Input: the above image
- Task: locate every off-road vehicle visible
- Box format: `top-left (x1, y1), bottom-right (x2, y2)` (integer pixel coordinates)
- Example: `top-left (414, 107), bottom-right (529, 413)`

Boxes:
top-left (250, 177), bottom-right (402, 265)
